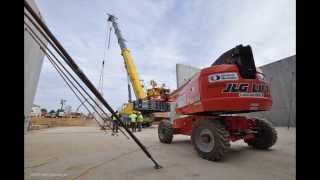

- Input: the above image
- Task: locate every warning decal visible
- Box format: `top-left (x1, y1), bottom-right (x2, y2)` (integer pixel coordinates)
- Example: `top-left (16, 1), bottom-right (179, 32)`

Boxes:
top-left (239, 92), bottom-right (264, 97)
top-left (208, 72), bottom-right (238, 83)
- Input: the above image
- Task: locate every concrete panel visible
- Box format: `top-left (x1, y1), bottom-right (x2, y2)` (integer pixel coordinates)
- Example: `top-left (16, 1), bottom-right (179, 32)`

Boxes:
top-left (176, 64), bottom-right (200, 88)
top-left (248, 55), bottom-right (296, 127)
top-left (24, 0), bottom-right (47, 132)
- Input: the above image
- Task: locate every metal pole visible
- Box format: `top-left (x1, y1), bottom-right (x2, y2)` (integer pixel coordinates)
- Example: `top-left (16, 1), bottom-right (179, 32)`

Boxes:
top-left (24, 1), bottom-right (162, 169)
top-left (25, 24), bottom-right (130, 139)
top-left (24, 21), bottom-right (112, 126)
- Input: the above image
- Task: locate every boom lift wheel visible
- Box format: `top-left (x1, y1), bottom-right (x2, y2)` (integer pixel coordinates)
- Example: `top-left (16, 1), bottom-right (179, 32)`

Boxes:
top-left (158, 120), bottom-right (174, 144)
top-left (245, 118), bottom-right (277, 149)
top-left (191, 119), bottom-right (230, 161)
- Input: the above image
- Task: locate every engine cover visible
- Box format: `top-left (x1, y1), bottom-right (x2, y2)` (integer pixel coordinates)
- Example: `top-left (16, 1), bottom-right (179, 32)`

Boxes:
top-left (174, 64), bottom-right (272, 115)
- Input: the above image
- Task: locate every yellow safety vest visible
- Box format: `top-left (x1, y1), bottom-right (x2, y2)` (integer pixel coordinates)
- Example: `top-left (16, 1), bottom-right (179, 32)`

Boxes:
top-left (112, 114), bottom-right (119, 121)
top-left (137, 114), bottom-right (143, 122)
top-left (129, 114), bottom-right (137, 123)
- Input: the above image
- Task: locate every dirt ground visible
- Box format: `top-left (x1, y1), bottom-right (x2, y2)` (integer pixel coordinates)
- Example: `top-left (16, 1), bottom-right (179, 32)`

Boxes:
top-left (24, 125), bottom-right (295, 180)
top-left (30, 117), bottom-right (90, 128)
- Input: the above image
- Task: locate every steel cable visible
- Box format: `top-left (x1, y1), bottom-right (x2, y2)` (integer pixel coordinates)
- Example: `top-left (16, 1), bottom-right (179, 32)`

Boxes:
top-left (25, 24), bottom-right (130, 139)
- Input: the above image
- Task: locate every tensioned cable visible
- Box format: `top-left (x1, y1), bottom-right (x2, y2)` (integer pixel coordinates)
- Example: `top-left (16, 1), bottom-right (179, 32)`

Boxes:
top-left (98, 24), bottom-right (112, 94)
top-left (95, 25), bottom-right (113, 128)
top-left (24, 16), bottom-right (112, 123)
top-left (24, 20), bottom-right (114, 129)
top-left (25, 26), bottom-right (105, 127)
top-left (96, 24), bottom-right (112, 120)
top-left (25, 25), bottom-right (129, 138)
top-left (46, 52), bottom-right (128, 138)
top-left (25, 1), bottom-right (163, 168)
top-left (25, 7), bottom-right (121, 133)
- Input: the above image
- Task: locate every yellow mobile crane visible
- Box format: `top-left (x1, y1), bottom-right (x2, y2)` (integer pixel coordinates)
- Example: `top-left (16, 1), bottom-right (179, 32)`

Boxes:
top-left (107, 15), bottom-right (170, 124)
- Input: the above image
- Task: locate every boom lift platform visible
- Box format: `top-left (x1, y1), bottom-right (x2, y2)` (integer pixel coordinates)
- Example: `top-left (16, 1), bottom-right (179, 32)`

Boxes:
top-left (158, 45), bottom-right (277, 161)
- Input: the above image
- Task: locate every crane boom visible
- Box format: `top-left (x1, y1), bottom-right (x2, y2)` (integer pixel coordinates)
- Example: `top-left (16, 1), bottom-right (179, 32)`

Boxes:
top-left (107, 15), bottom-right (146, 100)
top-left (107, 14), bottom-right (170, 114)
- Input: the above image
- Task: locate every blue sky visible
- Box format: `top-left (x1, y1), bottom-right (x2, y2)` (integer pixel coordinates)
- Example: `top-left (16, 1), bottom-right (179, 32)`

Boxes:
top-left (33, 0), bottom-right (295, 112)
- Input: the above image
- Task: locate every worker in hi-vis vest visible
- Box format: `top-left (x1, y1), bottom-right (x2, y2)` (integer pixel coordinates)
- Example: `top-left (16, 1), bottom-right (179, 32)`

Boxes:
top-left (137, 111), bottom-right (144, 132)
top-left (111, 111), bottom-right (120, 134)
top-left (122, 114), bottom-right (129, 129)
top-left (129, 112), bottom-right (138, 132)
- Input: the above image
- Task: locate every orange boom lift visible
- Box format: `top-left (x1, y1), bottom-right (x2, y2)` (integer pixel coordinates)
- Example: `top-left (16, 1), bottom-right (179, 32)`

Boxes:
top-left (158, 45), bottom-right (277, 161)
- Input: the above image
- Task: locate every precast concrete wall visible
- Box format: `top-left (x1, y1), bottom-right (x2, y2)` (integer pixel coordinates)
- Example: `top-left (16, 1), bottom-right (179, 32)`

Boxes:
top-left (176, 64), bottom-right (200, 88)
top-left (24, 0), bottom-right (47, 132)
top-left (248, 55), bottom-right (296, 127)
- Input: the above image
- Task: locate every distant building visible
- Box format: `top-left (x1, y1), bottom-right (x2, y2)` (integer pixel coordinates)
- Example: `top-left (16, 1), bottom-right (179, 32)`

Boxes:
top-left (69, 112), bottom-right (81, 118)
top-left (30, 104), bottom-right (41, 117)
top-left (64, 105), bottom-right (72, 115)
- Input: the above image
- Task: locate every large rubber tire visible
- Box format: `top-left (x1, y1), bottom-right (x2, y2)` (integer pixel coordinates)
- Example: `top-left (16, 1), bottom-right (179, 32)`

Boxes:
top-left (158, 120), bottom-right (174, 144)
top-left (246, 118), bottom-right (277, 149)
top-left (191, 120), bottom-right (230, 161)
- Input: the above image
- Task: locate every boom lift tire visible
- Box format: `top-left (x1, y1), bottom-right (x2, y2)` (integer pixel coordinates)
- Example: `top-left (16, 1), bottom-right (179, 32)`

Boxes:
top-left (245, 118), bottom-right (277, 149)
top-left (158, 120), bottom-right (174, 144)
top-left (191, 119), bottom-right (230, 161)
